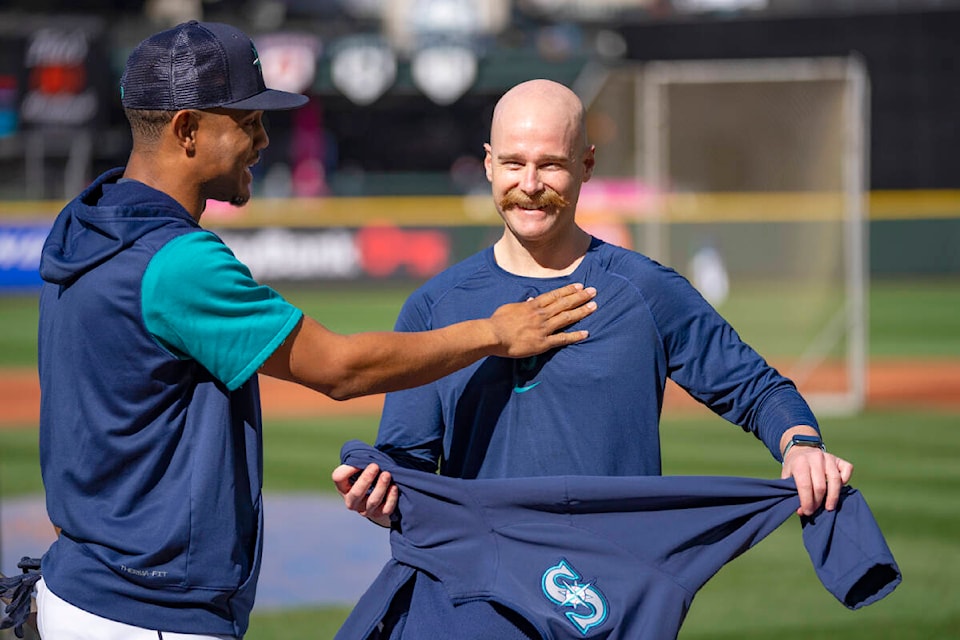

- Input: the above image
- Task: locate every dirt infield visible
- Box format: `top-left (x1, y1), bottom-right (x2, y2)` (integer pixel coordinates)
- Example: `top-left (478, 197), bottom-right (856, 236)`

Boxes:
top-left (1, 359), bottom-right (958, 427)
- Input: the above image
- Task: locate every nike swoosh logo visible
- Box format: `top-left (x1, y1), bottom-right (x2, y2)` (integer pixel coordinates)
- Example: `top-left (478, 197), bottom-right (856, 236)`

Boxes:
top-left (513, 382), bottom-right (541, 394)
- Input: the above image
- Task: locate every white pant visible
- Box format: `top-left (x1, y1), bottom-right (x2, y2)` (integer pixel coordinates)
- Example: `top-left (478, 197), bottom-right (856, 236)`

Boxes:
top-left (36, 578), bottom-right (237, 640)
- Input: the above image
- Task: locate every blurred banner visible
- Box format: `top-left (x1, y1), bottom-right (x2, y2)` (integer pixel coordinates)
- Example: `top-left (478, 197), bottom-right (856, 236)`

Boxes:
top-left (20, 21), bottom-right (111, 127)
top-left (0, 17), bottom-right (110, 199)
top-left (0, 219), bottom-right (466, 290)
top-left (4, 185), bottom-right (960, 293)
top-left (382, 0), bottom-right (509, 53)
top-left (0, 75), bottom-right (17, 137)
top-left (329, 34), bottom-right (397, 106)
top-left (0, 224), bottom-right (48, 290)
top-left (256, 32), bottom-right (321, 95)
top-left (214, 224), bottom-right (454, 282)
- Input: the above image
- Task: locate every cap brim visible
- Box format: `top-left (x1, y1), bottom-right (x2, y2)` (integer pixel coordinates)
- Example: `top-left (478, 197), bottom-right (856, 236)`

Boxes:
top-left (224, 89), bottom-right (309, 111)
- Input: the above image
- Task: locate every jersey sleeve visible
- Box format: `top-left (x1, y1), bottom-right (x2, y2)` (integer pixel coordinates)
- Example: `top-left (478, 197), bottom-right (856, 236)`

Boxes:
top-left (141, 231), bottom-right (303, 391)
top-left (642, 262), bottom-right (818, 459)
top-left (375, 292), bottom-right (445, 473)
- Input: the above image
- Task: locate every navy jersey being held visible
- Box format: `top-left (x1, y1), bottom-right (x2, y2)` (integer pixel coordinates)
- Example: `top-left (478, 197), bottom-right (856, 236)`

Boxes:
top-left (338, 442), bottom-right (901, 640)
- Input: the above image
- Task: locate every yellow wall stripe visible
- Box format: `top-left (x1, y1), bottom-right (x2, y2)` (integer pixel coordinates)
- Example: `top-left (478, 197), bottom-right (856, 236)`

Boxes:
top-left (1, 190), bottom-right (958, 225)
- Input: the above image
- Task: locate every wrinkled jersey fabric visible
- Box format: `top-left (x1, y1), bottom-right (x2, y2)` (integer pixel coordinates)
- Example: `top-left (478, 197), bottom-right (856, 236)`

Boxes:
top-left (337, 442), bottom-right (901, 640)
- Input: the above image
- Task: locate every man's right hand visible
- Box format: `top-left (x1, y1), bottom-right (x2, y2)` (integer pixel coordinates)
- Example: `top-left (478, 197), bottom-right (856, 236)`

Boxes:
top-left (332, 463), bottom-right (396, 528)
top-left (488, 283), bottom-right (597, 358)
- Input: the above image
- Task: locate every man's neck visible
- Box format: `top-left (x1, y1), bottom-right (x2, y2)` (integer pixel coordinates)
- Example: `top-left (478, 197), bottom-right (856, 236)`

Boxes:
top-left (124, 153), bottom-right (204, 221)
top-left (493, 227), bottom-right (592, 278)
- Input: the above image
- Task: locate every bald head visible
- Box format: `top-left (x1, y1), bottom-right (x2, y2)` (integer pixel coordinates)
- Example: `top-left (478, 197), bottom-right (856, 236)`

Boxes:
top-left (490, 79), bottom-right (589, 154)
top-left (483, 80), bottom-right (596, 266)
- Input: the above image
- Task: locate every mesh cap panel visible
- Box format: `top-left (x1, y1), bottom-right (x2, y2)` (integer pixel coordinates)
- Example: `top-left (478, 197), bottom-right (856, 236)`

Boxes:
top-left (120, 21), bottom-right (306, 111)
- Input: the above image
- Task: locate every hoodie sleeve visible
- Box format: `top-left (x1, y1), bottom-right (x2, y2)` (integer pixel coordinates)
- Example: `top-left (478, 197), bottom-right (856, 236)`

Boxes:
top-left (142, 231), bottom-right (303, 390)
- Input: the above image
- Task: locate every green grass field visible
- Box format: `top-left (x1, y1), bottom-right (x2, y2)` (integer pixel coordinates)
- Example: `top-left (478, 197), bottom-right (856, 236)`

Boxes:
top-left (2, 279), bottom-right (958, 638)
top-left (2, 278), bottom-right (959, 369)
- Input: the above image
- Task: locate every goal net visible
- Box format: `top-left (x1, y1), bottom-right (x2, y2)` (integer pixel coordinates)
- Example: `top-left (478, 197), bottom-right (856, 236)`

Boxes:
top-left (579, 57), bottom-right (869, 415)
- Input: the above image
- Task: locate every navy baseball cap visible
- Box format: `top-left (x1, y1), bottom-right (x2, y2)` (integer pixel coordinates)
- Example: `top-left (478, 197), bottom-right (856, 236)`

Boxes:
top-left (120, 20), bottom-right (308, 111)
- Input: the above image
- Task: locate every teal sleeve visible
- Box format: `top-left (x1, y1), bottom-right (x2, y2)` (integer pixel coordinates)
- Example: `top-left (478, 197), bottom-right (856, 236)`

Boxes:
top-left (142, 231), bottom-right (304, 391)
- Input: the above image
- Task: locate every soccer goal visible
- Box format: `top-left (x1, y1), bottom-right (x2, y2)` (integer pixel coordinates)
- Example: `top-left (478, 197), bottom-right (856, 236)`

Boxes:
top-left (579, 57), bottom-right (869, 415)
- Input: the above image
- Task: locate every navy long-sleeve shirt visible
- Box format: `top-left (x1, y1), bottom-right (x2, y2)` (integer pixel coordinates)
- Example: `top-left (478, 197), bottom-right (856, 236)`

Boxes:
top-left (377, 238), bottom-right (817, 478)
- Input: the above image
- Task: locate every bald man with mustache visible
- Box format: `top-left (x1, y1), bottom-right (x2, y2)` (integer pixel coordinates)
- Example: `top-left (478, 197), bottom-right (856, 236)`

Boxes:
top-left (335, 79), bottom-right (854, 638)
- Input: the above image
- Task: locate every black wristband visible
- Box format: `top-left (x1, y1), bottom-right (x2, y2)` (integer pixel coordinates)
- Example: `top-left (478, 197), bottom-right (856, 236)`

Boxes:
top-left (783, 434), bottom-right (825, 459)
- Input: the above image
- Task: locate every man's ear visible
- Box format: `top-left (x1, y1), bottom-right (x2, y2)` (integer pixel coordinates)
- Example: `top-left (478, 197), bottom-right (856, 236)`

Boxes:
top-left (483, 143), bottom-right (494, 182)
top-left (582, 144), bottom-right (596, 183)
top-left (171, 109), bottom-right (200, 155)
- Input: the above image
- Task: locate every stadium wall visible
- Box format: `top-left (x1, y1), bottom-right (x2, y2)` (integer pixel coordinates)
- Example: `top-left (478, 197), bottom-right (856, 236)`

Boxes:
top-left (1, 191), bottom-right (958, 292)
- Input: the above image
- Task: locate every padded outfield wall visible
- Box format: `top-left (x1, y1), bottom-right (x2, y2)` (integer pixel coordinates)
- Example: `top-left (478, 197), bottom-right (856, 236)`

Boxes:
top-left (2, 193), bottom-right (959, 286)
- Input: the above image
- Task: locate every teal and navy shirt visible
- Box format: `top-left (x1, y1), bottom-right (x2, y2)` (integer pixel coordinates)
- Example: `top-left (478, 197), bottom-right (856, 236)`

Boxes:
top-left (37, 168), bottom-right (301, 636)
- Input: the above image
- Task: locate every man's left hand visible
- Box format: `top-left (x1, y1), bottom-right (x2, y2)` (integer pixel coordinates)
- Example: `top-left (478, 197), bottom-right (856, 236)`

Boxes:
top-left (781, 444), bottom-right (854, 516)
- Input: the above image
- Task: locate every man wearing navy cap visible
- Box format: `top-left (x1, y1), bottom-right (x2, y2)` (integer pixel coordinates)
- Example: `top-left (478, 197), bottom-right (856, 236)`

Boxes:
top-left (32, 22), bottom-right (597, 639)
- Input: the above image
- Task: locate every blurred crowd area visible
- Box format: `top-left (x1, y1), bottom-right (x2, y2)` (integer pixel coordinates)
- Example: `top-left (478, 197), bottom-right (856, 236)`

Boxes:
top-left (1, 0), bottom-right (959, 200)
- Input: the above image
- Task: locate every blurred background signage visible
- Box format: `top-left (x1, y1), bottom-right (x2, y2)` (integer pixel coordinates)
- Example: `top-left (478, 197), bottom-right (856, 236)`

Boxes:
top-left (257, 32), bottom-right (321, 95)
top-left (410, 44), bottom-right (478, 106)
top-left (330, 35), bottom-right (397, 106)
top-left (21, 27), bottom-right (98, 126)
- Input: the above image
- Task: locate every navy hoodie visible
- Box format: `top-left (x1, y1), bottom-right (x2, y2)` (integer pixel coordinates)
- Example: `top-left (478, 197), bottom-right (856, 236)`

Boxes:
top-left (38, 168), bottom-right (264, 636)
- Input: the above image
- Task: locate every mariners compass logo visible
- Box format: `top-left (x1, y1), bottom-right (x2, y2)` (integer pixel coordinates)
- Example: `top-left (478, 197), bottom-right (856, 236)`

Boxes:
top-left (541, 559), bottom-right (608, 635)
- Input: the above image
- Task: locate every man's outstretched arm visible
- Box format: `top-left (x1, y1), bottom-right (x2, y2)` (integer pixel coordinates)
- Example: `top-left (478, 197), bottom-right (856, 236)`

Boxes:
top-left (260, 283), bottom-right (597, 400)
